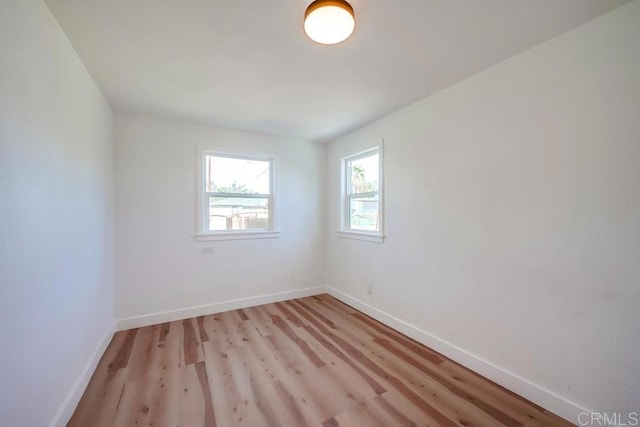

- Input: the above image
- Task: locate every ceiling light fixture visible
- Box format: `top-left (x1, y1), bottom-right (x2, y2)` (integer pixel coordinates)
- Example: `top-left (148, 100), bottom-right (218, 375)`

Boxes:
top-left (304, 0), bottom-right (355, 45)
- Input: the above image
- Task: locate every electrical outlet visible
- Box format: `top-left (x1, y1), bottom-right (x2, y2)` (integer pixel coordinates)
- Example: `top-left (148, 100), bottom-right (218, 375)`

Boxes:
top-left (366, 283), bottom-right (373, 295)
top-left (202, 247), bottom-right (215, 254)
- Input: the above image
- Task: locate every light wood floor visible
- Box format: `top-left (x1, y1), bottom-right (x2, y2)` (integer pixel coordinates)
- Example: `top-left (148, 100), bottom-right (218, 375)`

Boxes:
top-left (70, 294), bottom-right (573, 426)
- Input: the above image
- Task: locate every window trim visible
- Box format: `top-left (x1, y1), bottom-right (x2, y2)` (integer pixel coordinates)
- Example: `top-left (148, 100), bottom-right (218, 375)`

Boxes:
top-left (196, 147), bottom-right (280, 241)
top-left (339, 144), bottom-right (384, 243)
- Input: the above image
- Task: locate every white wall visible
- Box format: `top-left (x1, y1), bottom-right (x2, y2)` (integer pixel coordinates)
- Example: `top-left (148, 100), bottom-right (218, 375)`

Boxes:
top-left (114, 113), bottom-right (325, 323)
top-left (327, 0), bottom-right (640, 421)
top-left (0, 1), bottom-right (115, 426)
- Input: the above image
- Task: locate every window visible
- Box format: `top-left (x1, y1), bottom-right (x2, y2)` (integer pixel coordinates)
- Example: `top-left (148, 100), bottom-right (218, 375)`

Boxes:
top-left (340, 146), bottom-right (384, 242)
top-left (197, 149), bottom-right (279, 241)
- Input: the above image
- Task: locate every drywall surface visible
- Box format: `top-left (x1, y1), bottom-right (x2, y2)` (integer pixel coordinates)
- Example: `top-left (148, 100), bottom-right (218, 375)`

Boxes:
top-left (327, 0), bottom-right (640, 419)
top-left (0, 0), bottom-right (115, 425)
top-left (114, 113), bottom-right (325, 321)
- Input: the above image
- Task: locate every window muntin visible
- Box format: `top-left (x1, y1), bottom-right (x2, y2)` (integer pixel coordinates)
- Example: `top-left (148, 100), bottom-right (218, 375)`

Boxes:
top-left (344, 148), bottom-right (381, 233)
top-left (203, 153), bottom-right (273, 233)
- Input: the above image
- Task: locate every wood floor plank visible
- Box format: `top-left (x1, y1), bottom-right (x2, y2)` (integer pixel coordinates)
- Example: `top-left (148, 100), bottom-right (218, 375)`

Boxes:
top-left (295, 326), bottom-right (384, 405)
top-left (273, 380), bottom-right (310, 426)
top-left (246, 306), bottom-right (275, 337)
top-left (302, 323), bottom-right (387, 395)
top-left (236, 308), bottom-right (250, 321)
top-left (293, 299), bottom-right (337, 329)
top-left (366, 336), bottom-right (516, 427)
top-left (68, 330), bottom-right (131, 426)
top-left (195, 361), bottom-right (217, 426)
top-left (321, 297), bottom-right (549, 425)
top-left (300, 316), bottom-right (459, 425)
top-left (370, 393), bottom-right (419, 427)
top-left (238, 327), bottom-right (320, 423)
top-left (112, 325), bottom-right (169, 426)
top-left (183, 318), bottom-right (204, 365)
top-left (270, 313), bottom-right (326, 368)
top-left (197, 316), bottom-right (211, 343)
top-left (222, 310), bottom-right (248, 349)
top-left (178, 363), bottom-right (206, 426)
top-left (70, 295), bottom-right (575, 427)
top-left (68, 366), bottom-right (129, 427)
top-left (147, 319), bottom-right (183, 427)
top-left (440, 360), bottom-right (551, 421)
top-left (372, 336), bottom-right (523, 426)
top-left (159, 322), bottom-right (171, 343)
top-left (316, 301), bottom-right (531, 426)
top-left (107, 328), bottom-right (138, 371)
top-left (274, 301), bottom-right (306, 327)
top-left (302, 310), bottom-right (472, 425)
top-left (263, 333), bottom-right (371, 422)
top-left (202, 339), bottom-right (255, 426)
top-left (316, 293), bottom-right (357, 315)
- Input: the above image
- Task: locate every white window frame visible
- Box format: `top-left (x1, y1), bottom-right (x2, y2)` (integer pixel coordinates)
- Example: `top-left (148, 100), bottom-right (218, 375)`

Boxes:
top-left (196, 147), bottom-right (280, 241)
top-left (338, 144), bottom-right (384, 243)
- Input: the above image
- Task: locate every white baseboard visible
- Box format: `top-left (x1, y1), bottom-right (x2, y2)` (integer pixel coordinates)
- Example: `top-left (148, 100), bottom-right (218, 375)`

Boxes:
top-left (49, 323), bottom-right (115, 427)
top-left (115, 286), bottom-right (327, 331)
top-left (326, 286), bottom-right (588, 425)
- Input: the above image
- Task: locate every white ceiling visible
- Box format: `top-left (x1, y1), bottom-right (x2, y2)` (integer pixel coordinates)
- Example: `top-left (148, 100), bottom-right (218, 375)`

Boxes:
top-left (45, 0), bottom-right (630, 142)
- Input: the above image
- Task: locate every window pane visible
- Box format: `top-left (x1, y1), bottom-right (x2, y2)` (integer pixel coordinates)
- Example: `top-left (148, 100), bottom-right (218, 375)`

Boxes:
top-left (349, 196), bottom-right (379, 231)
top-left (349, 153), bottom-right (379, 194)
top-left (208, 196), bottom-right (269, 231)
top-left (205, 155), bottom-right (270, 194)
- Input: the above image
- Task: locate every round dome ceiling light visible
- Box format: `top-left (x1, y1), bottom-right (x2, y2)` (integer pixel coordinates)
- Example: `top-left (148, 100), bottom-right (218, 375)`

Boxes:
top-left (304, 0), bottom-right (355, 45)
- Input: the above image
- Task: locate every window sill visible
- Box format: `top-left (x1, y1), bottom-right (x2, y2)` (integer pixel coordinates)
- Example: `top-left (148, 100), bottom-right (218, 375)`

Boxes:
top-left (337, 230), bottom-right (385, 243)
top-left (196, 230), bottom-right (281, 242)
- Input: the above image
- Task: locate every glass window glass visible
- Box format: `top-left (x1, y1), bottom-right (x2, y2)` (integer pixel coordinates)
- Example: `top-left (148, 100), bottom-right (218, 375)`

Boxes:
top-left (349, 195), bottom-right (379, 231)
top-left (349, 153), bottom-right (379, 194)
top-left (208, 196), bottom-right (269, 231)
top-left (205, 155), bottom-right (270, 194)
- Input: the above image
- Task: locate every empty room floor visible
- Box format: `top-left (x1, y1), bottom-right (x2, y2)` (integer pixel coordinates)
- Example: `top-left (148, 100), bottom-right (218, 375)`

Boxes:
top-left (70, 295), bottom-right (573, 426)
